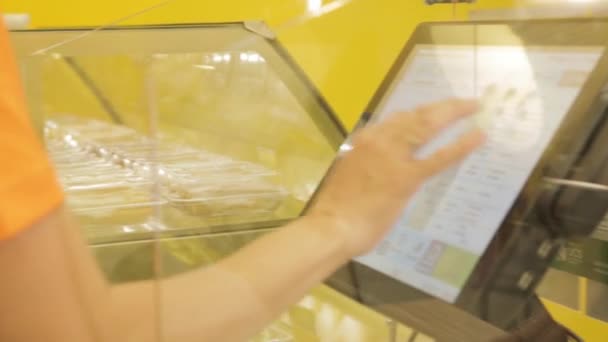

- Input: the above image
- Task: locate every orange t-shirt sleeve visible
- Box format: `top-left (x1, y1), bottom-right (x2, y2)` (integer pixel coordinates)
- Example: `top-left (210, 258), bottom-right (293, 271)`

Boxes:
top-left (0, 19), bottom-right (64, 239)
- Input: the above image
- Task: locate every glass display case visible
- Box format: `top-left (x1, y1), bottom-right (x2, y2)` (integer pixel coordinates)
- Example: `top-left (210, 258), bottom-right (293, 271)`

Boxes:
top-left (13, 22), bottom-right (345, 245)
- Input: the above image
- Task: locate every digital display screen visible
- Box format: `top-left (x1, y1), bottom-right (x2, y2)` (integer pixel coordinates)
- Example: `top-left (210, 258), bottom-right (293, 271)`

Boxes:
top-left (358, 45), bottom-right (603, 302)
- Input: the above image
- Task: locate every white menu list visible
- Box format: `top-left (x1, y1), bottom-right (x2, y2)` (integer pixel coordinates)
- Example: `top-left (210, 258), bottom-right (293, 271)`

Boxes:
top-left (358, 45), bottom-right (603, 302)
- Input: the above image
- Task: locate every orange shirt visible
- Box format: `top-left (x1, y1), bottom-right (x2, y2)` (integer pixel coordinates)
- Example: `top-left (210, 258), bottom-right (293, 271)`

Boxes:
top-left (0, 18), bottom-right (64, 239)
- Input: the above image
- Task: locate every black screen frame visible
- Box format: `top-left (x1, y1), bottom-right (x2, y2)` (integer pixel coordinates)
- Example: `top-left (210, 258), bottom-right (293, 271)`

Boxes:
top-left (319, 18), bottom-right (608, 338)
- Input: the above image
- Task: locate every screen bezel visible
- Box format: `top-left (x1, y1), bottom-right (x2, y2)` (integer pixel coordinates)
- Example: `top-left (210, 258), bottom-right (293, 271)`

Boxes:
top-left (320, 18), bottom-right (608, 336)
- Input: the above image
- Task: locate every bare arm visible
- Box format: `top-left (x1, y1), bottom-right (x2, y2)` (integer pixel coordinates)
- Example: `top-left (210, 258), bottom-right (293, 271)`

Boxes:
top-left (0, 100), bottom-right (483, 342)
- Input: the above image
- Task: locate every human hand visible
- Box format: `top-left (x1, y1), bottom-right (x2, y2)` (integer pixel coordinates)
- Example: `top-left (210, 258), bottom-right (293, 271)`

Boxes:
top-left (308, 99), bottom-right (485, 257)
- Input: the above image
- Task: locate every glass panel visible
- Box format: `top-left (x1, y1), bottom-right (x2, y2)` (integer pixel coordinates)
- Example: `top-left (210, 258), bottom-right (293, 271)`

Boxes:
top-left (14, 23), bottom-right (343, 245)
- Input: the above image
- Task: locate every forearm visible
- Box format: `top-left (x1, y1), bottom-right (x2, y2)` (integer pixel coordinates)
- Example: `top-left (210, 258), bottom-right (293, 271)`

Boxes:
top-left (0, 205), bottom-right (348, 342)
top-left (158, 215), bottom-right (349, 342)
top-left (223, 214), bottom-right (348, 316)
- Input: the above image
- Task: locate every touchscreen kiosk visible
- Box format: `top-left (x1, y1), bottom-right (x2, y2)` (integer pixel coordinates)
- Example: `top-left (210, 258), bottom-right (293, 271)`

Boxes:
top-left (359, 43), bottom-right (602, 304)
top-left (322, 19), bottom-right (608, 339)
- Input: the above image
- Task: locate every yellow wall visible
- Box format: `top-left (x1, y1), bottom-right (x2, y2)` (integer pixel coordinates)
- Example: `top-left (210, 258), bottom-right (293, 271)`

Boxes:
top-left (3, 0), bottom-right (514, 127)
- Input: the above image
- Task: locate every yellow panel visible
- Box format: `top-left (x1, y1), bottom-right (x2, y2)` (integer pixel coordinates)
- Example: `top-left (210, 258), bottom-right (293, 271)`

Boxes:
top-left (3, 1), bottom-right (515, 27)
top-left (3, 0), bottom-right (307, 27)
top-left (543, 299), bottom-right (608, 342)
top-left (5, 0), bottom-right (514, 127)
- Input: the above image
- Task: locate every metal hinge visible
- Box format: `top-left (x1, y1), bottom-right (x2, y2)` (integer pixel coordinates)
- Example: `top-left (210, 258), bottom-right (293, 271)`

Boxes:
top-left (243, 21), bottom-right (276, 40)
top-left (426, 0), bottom-right (476, 4)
